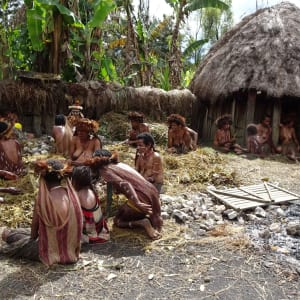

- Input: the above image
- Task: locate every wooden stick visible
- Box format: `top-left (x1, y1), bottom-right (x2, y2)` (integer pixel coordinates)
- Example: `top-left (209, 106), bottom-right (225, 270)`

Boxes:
top-left (238, 187), bottom-right (268, 200)
top-left (208, 189), bottom-right (271, 203)
top-left (263, 182), bottom-right (274, 202)
top-left (268, 183), bottom-right (300, 198)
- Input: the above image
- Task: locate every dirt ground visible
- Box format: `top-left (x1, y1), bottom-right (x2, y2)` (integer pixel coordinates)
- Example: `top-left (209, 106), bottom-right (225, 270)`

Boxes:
top-left (0, 149), bottom-right (299, 299)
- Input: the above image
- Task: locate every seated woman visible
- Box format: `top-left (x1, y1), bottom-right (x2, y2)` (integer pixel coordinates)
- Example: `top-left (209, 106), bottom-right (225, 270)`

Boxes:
top-left (126, 112), bottom-right (150, 146)
top-left (70, 118), bottom-right (102, 164)
top-left (213, 115), bottom-right (247, 154)
top-left (85, 149), bottom-right (163, 240)
top-left (0, 159), bottom-right (82, 266)
top-left (166, 114), bottom-right (197, 154)
top-left (72, 166), bottom-right (109, 244)
top-left (256, 114), bottom-right (277, 155)
top-left (52, 114), bottom-right (73, 157)
top-left (277, 118), bottom-right (300, 162)
top-left (0, 120), bottom-right (25, 179)
top-left (135, 133), bottom-right (164, 193)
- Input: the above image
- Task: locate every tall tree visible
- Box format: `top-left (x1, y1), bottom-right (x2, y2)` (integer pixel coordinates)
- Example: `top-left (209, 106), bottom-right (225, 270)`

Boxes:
top-left (200, 0), bottom-right (233, 44)
top-left (166, 0), bottom-right (228, 88)
top-left (0, 0), bottom-right (23, 79)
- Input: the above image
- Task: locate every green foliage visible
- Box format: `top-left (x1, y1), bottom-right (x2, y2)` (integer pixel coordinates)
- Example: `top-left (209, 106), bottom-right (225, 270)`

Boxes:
top-left (88, 0), bottom-right (116, 28)
top-left (26, 5), bottom-right (45, 51)
top-left (200, 0), bottom-right (233, 43)
top-left (182, 69), bottom-right (195, 88)
top-left (183, 39), bottom-right (208, 57)
top-left (185, 0), bottom-right (229, 13)
top-left (157, 66), bottom-right (171, 91)
top-left (2, 0), bottom-right (232, 87)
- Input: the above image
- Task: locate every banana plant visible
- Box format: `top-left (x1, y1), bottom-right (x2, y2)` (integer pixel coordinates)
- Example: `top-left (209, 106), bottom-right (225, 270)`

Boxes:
top-left (25, 0), bottom-right (116, 77)
top-left (25, 0), bottom-right (83, 73)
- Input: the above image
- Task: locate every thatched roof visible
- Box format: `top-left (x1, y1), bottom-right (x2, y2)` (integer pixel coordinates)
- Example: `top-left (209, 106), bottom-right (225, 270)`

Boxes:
top-left (189, 2), bottom-right (300, 103)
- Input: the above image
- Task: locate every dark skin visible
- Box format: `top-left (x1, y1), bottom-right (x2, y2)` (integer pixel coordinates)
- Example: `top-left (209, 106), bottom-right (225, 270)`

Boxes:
top-left (127, 121), bottom-right (150, 146)
top-left (91, 160), bottom-right (162, 239)
top-left (0, 170), bottom-right (18, 180)
top-left (0, 187), bottom-right (22, 195)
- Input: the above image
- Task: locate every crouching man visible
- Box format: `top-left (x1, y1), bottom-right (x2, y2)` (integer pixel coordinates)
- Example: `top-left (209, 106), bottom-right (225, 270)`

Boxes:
top-left (85, 149), bottom-right (163, 240)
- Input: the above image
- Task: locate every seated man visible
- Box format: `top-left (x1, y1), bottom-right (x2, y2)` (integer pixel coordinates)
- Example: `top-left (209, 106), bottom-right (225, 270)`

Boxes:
top-left (72, 166), bottom-right (109, 244)
top-left (70, 118), bottom-right (102, 164)
top-left (85, 149), bottom-right (163, 240)
top-left (256, 115), bottom-right (277, 155)
top-left (52, 114), bottom-right (73, 157)
top-left (0, 159), bottom-right (82, 266)
top-left (135, 132), bottom-right (164, 193)
top-left (278, 118), bottom-right (300, 161)
top-left (0, 120), bottom-right (25, 178)
top-left (167, 114), bottom-right (197, 153)
top-left (213, 115), bottom-right (246, 154)
top-left (126, 112), bottom-right (150, 146)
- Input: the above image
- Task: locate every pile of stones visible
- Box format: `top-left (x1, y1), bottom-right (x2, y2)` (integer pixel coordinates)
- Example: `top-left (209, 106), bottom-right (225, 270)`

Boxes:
top-left (160, 191), bottom-right (300, 264)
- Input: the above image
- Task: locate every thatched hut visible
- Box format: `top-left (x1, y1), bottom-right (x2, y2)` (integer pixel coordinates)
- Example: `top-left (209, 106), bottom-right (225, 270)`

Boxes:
top-left (190, 2), bottom-right (300, 145)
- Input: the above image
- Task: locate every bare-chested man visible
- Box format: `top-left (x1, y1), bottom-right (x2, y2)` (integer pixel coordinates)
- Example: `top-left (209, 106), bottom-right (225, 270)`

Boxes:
top-left (70, 118), bottom-right (102, 164)
top-left (214, 115), bottom-right (246, 154)
top-left (256, 115), bottom-right (277, 154)
top-left (167, 114), bottom-right (197, 154)
top-left (278, 119), bottom-right (300, 161)
top-left (126, 112), bottom-right (150, 146)
top-left (0, 121), bottom-right (25, 178)
top-left (135, 133), bottom-right (163, 193)
top-left (52, 114), bottom-right (73, 157)
top-left (85, 149), bottom-right (163, 240)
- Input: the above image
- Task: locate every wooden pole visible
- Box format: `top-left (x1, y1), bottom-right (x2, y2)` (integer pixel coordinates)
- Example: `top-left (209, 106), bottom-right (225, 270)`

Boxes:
top-left (245, 89), bottom-right (256, 143)
top-left (272, 98), bottom-right (281, 146)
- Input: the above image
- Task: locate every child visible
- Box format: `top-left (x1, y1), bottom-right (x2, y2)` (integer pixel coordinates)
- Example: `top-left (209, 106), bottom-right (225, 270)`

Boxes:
top-left (246, 123), bottom-right (263, 156)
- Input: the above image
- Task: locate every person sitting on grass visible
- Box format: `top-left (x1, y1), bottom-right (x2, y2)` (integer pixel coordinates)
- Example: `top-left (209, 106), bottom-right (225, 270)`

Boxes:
top-left (135, 132), bottom-right (164, 193)
top-left (277, 118), bottom-right (300, 162)
top-left (213, 115), bottom-right (247, 155)
top-left (52, 114), bottom-right (73, 157)
top-left (85, 149), bottom-right (163, 240)
top-left (166, 114), bottom-right (198, 154)
top-left (70, 118), bottom-right (102, 164)
top-left (72, 166), bottom-right (109, 244)
top-left (0, 159), bottom-right (82, 266)
top-left (0, 120), bottom-right (25, 179)
top-left (126, 111), bottom-right (150, 147)
top-left (246, 123), bottom-right (264, 157)
top-left (256, 114), bottom-right (277, 155)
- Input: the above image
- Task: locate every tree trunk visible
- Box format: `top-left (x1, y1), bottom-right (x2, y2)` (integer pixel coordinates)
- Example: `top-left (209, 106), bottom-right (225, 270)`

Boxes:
top-left (51, 11), bottom-right (63, 74)
top-left (124, 1), bottom-right (143, 86)
top-left (169, 0), bottom-right (186, 89)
